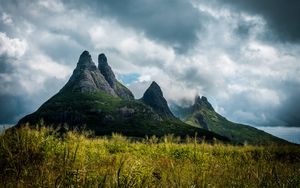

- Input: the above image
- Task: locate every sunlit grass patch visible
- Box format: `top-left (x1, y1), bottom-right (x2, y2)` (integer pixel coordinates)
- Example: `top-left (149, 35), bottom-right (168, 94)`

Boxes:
top-left (0, 126), bottom-right (299, 187)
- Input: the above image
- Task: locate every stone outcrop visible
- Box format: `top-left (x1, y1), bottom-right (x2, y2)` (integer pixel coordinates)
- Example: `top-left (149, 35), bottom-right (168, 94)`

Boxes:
top-left (98, 53), bottom-right (134, 100)
top-left (60, 51), bottom-right (116, 96)
top-left (141, 81), bottom-right (175, 118)
top-left (193, 95), bottom-right (214, 111)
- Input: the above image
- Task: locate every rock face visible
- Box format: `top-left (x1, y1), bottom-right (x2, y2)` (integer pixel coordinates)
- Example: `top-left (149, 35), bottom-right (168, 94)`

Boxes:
top-left (98, 53), bottom-right (134, 100)
top-left (60, 51), bottom-right (116, 95)
top-left (98, 54), bottom-right (116, 88)
top-left (193, 95), bottom-right (214, 111)
top-left (60, 51), bottom-right (134, 100)
top-left (141, 81), bottom-right (175, 119)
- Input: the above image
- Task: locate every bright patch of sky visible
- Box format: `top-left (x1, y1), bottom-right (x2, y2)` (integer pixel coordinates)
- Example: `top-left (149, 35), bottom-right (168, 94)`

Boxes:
top-left (117, 73), bottom-right (140, 85)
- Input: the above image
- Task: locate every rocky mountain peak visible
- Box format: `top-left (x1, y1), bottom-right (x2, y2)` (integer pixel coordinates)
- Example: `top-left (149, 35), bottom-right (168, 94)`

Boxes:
top-left (80, 50), bottom-right (91, 60)
top-left (148, 81), bottom-right (163, 95)
top-left (193, 95), bottom-right (214, 111)
top-left (97, 53), bottom-right (134, 100)
top-left (98, 53), bottom-right (108, 66)
top-left (76, 50), bottom-right (95, 69)
top-left (142, 81), bottom-right (175, 118)
top-left (98, 53), bottom-right (116, 88)
top-left (59, 51), bottom-right (116, 95)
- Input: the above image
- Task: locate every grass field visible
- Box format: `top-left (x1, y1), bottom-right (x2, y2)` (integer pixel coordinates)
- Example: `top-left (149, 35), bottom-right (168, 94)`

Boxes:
top-left (1, 126), bottom-right (299, 187)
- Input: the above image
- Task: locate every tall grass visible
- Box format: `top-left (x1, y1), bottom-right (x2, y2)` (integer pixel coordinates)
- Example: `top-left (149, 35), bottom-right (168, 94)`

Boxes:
top-left (0, 126), bottom-right (299, 187)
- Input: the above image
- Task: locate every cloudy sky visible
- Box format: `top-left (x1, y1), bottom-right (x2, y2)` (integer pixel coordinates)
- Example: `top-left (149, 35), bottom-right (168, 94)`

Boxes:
top-left (0, 0), bottom-right (300, 127)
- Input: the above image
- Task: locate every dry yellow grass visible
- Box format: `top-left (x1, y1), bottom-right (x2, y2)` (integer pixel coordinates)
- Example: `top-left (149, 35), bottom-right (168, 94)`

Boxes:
top-left (0, 126), bottom-right (299, 187)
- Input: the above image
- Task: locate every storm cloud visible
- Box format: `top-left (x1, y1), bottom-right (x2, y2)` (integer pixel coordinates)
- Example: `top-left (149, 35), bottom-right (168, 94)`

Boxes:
top-left (65, 0), bottom-right (207, 53)
top-left (214, 0), bottom-right (300, 42)
top-left (0, 0), bottom-right (300, 126)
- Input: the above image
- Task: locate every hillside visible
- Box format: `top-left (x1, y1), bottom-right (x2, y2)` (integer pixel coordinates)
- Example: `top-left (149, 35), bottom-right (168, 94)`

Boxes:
top-left (172, 96), bottom-right (288, 145)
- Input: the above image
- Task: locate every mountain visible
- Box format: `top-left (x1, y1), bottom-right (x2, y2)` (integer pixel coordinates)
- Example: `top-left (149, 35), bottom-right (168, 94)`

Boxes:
top-left (141, 81), bottom-right (175, 119)
top-left (15, 51), bottom-right (228, 141)
top-left (171, 95), bottom-right (288, 145)
top-left (60, 51), bottom-right (116, 95)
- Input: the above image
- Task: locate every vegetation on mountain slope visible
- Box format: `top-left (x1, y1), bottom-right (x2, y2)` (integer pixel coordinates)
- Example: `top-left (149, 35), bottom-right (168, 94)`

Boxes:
top-left (18, 91), bottom-right (228, 141)
top-left (172, 96), bottom-right (289, 145)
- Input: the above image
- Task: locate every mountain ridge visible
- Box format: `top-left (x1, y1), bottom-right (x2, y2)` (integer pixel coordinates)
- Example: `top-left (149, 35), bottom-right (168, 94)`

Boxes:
top-left (15, 51), bottom-right (229, 142)
top-left (171, 95), bottom-right (289, 145)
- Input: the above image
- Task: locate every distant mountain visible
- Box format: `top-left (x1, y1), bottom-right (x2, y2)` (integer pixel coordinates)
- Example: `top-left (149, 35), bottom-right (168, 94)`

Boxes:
top-left (171, 95), bottom-right (288, 145)
top-left (16, 51), bottom-right (228, 141)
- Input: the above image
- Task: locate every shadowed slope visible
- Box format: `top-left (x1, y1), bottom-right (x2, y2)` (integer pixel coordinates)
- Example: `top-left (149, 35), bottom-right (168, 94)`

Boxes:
top-left (141, 81), bottom-right (175, 119)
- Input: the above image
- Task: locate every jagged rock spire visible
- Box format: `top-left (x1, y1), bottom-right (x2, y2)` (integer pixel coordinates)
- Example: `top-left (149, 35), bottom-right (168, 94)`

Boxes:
top-left (58, 51), bottom-right (134, 100)
top-left (98, 53), bottom-right (134, 100)
top-left (142, 81), bottom-right (175, 118)
top-left (98, 53), bottom-right (116, 89)
top-left (60, 51), bottom-right (116, 95)
top-left (194, 95), bottom-right (214, 111)
top-left (79, 51), bottom-right (92, 63)
top-left (98, 53), bottom-right (108, 66)
top-left (75, 51), bottom-right (95, 70)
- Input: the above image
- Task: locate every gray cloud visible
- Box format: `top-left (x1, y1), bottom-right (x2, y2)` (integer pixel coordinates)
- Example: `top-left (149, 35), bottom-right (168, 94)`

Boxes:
top-left (0, 0), bottom-right (300, 128)
top-left (276, 81), bottom-right (300, 126)
top-left (214, 0), bottom-right (300, 42)
top-left (0, 94), bottom-right (28, 124)
top-left (0, 55), bottom-right (14, 73)
top-left (64, 0), bottom-right (207, 53)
